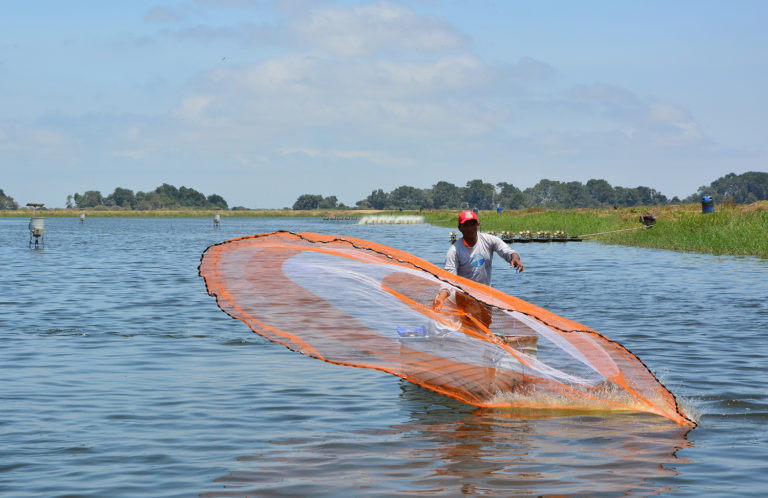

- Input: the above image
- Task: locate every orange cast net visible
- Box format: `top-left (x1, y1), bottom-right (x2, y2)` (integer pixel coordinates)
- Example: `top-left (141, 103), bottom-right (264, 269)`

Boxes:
top-left (199, 231), bottom-right (694, 426)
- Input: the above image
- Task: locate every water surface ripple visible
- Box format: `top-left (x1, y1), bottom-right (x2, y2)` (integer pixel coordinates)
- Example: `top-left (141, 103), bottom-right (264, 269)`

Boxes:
top-left (1, 217), bottom-right (766, 496)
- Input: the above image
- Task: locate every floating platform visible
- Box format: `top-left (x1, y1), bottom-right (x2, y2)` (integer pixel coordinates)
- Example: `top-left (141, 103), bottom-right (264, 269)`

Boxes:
top-left (323, 217), bottom-right (359, 222)
top-left (502, 237), bottom-right (582, 243)
top-left (358, 215), bottom-right (424, 225)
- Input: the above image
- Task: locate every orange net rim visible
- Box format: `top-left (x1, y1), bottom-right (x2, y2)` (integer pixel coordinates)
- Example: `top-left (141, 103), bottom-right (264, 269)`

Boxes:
top-left (199, 230), bottom-right (696, 427)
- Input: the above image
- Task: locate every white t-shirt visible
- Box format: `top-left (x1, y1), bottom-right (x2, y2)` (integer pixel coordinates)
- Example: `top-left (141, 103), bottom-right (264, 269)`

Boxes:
top-left (444, 232), bottom-right (518, 286)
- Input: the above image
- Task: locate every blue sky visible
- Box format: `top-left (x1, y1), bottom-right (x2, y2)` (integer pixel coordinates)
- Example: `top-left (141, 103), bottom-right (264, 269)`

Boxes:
top-left (2, 0), bottom-right (766, 208)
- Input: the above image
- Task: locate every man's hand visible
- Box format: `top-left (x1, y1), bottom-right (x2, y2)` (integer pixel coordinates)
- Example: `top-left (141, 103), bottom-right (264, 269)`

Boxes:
top-left (432, 289), bottom-right (450, 310)
top-left (510, 254), bottom-right (524, 273)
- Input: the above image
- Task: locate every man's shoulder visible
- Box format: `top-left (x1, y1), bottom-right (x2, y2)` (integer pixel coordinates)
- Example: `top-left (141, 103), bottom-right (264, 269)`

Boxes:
top-left (479, 232), bottom-right (511, 252)
top-left (479, 232), bottom-right (502, 244)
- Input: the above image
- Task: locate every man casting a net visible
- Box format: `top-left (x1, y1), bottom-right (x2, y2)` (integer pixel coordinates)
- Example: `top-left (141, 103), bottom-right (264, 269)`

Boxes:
top-left (432, 210), bottom-right (523, 331)
top-left (199, 230), bottom-right (695, 425)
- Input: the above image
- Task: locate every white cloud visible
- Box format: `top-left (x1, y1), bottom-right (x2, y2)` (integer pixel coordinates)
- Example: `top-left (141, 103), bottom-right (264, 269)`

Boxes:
top-left (292, 2), bottom-right (467, 56)
top-left (374, 55), bottom-right (486, 91)
top-left (239, 54), bottom-right (322, 94)
top-left (29, 128), bottom-right (69, 148)
top-left (0, 123), bottom-right (71, 158)
top-left (173, 95), bottom-right (214, 123)
top-left (171, 43), bottom-right (503, 142)
top-left (648, 103), bottom-right (702, 143)
top-left (278, 146), bottom-right (404, 166)
top-left (223, 52), bottom-right (488, 97)
top-left (649, 102), bottom-right (692, 124)
top-left (232, 152), bottom-right (271, 166)
top-left (559, 84), bottom-right (704, 146)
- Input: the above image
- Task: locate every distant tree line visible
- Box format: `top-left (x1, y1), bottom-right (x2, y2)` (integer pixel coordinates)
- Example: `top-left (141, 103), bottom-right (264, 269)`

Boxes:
top-left (1, 172), bottom-right (766, 211)
top-left (683, 171), bottom-right (768, 204)
top-left (65, 184), bottom-right (228, 210)
top-left (292, 194), bottom-right (348, 210)
top-left (291, 171), bottom-right (768, 211)
top-left (349, 179), bottom-right (670, 210)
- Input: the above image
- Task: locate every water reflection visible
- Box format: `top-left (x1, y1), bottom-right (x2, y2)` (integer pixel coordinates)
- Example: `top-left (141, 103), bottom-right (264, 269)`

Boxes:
top-left (203, 380), bottom-right (692, 496)
top-left (398, 381), bottom-right (692, 495)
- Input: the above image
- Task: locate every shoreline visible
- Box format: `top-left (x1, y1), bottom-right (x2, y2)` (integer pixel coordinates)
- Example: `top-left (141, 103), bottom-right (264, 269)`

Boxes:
top-left (0, 208), bottom-right (381, 218)
top-left (3, 202), bottom-right (766, 258)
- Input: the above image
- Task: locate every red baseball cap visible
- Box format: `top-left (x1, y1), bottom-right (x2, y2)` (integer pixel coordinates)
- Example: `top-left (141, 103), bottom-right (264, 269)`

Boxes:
top-left (458, 210), bottom-right (479, 224)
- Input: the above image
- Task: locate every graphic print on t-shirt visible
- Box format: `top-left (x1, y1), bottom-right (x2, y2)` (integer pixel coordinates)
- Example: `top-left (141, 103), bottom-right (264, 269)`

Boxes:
top-left (470, 252), bottom-right (485, 268)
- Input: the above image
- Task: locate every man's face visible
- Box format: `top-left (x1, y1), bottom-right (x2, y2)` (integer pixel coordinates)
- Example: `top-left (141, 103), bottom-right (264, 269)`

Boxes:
top-left (458, 219), bottom-right (478, 238)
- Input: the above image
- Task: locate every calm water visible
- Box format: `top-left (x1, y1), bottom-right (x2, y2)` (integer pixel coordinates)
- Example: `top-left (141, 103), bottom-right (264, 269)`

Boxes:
top-left (1, 217), bottom-right (767, 497)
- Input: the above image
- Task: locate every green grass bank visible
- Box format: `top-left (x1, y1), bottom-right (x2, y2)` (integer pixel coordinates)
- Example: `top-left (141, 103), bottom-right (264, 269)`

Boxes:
top-left (423, 202), bottom-right (768, 258)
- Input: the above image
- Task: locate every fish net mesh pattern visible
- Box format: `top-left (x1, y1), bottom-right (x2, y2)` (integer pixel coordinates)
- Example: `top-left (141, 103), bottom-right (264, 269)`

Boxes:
top-left (199, 231), bottom-right (693, 425)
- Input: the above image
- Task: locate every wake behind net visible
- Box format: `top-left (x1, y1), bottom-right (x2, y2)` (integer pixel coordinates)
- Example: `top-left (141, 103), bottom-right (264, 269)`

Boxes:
top-left (199, 231), bottom-right (694, 426)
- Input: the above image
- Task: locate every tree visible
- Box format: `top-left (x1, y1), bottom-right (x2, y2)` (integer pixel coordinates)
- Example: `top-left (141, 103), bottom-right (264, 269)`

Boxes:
top-left (563, 181), bottom-right (598, 208)
top-left (154, 183), bottom-right (179, 198)
top-left (105, 187), bottom-right (136, 208)
top-left (74, 190), bottom-right (105, 208)
top-left (359, 189), bottom-right (390, 210)
top-left (495, 182), bottom-right (525, 209)
top-left (463, 179), bottom-right (495, 210)
top-left (178, 186), bottom-right (208, 207)
top-left (207, 194), bottom-right (228, 210)
top-left (586, 179), bottom-right (615, 205)
top-left (525, 179), bottom-right (560, 206)
top-left (318, 195), bottom-right (339, 209)
top-left (390, 185), bottom-right (430, 209)
top-left (613, 186), bottom-right (640, 206)
top-left (153, 183), bottom-right (180, 208)
top-left (0, 189), bottom-right (18, 210)
top-left (688, 171), bottom-right (768, 204)
top-left (292, 194), bottom-right (324, 210)
top-left (635, 186), bottom-right (668, 205)
top-left (731, 171), bottom-right (768, 202)
top-left (134, 191), bottom-right (165, 210)
top-left (431, 181), bottom-right (463, 209)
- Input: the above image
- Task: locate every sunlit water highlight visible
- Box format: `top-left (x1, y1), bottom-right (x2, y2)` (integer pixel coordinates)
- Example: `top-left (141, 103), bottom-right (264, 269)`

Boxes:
top-left (1, 217), bottom-right (766, 496)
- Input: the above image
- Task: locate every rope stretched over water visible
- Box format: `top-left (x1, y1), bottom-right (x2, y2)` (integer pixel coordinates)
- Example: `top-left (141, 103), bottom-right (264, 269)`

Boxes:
top-left (580, 225), bottom-right (651, 238)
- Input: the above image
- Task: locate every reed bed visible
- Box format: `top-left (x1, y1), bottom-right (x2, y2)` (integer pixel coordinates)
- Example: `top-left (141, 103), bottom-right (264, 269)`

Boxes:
top-left (424, 202), bottom-right (768, 259)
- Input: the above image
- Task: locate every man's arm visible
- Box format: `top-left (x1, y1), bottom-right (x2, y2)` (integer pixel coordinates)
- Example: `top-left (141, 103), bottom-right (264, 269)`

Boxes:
top-left (491, 234), bottom-right (524, 272)
top-left (433, 246), bottom-right (457, 309)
